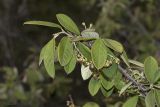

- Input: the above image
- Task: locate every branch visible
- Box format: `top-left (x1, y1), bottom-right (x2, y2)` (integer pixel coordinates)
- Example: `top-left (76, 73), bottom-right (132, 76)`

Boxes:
top-left (118, 65), bottom-right (149, 96)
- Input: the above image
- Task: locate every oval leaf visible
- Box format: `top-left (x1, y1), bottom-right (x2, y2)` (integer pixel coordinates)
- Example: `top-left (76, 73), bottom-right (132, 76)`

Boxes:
top-left (58, 37), bottom-right (74, 66)
top-left (155, 89), bottom-right (160, 106)
top-left (91, 39), bottom-right (107, 69)
top-left (145, 90), bottom-right (156, 107)
top-left (144, 56), bottom-right (158, 83)
top-left (100, 87), bottom-right (114, 97)
top-left (56, 14), bottom-right (80, 35)
top-left (102, 63), bottom-right (118, 79)
top-left (113, 71), bottom-right (125, 90)
top-left (123, 96), bottom-right (138, 107)
top-left (81, 65), bottom-right (93, 80)
top-left (154, 70), bottom-right (160, 83)
top-left (100, 75), bottom-right (114, 90)
top-left (77, 42), bottom-right (91, 60)
top-left (103, 39), bottom-right (123, 53)
top-left (81, 30), bottom-right (99, 38)
top-left (64, 52), bottom-right (76, 74)
top-left (43, 38), bottom-right (55, 78)
top-left (39, 45), bottom-right (47, 65)
top-left (24, 21), bottom-right (61, 29)
top-left (88, 77), bottom-right (101, 96)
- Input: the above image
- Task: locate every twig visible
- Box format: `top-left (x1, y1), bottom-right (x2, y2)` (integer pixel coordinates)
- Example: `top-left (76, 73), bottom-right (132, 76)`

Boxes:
top-left (118, 65), bottom-right (149, 96)
top-left (53, 30), bottom-right (73, 39)
top-left (66, 95), bottom-right (76, 107)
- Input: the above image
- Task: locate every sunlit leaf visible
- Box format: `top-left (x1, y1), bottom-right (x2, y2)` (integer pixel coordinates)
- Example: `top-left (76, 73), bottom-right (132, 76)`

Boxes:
top-left (58, 37), bottom-right (74, 66)
top-left (56, 14), bottom-right (80, 35)
top-left (103, 39), bottom-right (123, 53)
top-left (24, 21), bottom-right (61, 29)
top-left (91, 39), bottom-right (107, 69)
top-left (122, 96), bottom-right (138, 107)
top-left (144, 56), bottom-right (158, 83)
top-left (88, 77), bottom-right (101, 96)
top-left (81, 65), bottom-right (93, 80)
top-left (43, 38), bottom-right (56, 78)
top-left (81, 30), bottom-right (99, 38)
top-left (64, 52), bottom-right (76, 74)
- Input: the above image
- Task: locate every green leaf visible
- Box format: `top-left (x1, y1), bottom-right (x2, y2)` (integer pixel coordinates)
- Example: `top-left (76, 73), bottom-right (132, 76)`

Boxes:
top-left (88, 77), bottom-right (101, 96)
top-left (83, 102), bottom-right (100, 107)
top-left (43, 38), bottom-right (56, 78)
top-left (100, 87), bottom-right (114, 97)
top-left (64, 52), bottom-right (76, 74)
top-left (81, 30), bottom-right (99, 38)
top-left (122, 96), bottom-right (138, 107)
top-left (155, 89), bottom-right (160, 106)
top-left (145, 90), bottom-right (156, 107)
top-left (100, 75), bottom-right (114, 90)
top-left (24, 21), bottom-right (61, 29)
top-left (106, 47), bottom-right (115, 57)
top-left (72, 36), bottom-right (97, 42)
top-left (102, 63), bottom-right (118, 79)
top-left (153, 70), bottom-right (160, 83)
top-left (121, 51), bottom-right (130, 67)
top-left (129, 59), bottom-right (144, 68)
top-left (77, 42), bottom-right (91, 60)
top-left (144, 56), bottom-right (158, 83)
top-left (103, 39), bottom-right (123, 53)
top-left (81, 65), bottom-right (93, 80)
top-left (39, 45), bottom-right (47, 65)
top-left (56, 14), bottom-right (80, 35)
top-left (113, 71), bottom-right (125, 90)
top-left (58, 37), bottom-right (74, 66)
top-left (91, 39), bottom-right (107, 69)
top-left (119, 82), bottom-right (132, 95)
top-left (115, 81), bottom-right (125, 90)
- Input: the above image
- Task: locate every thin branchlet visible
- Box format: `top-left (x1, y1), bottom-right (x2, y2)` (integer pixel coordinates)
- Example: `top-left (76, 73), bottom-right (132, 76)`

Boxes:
top-left (118, 65), bottom-right (149, 96)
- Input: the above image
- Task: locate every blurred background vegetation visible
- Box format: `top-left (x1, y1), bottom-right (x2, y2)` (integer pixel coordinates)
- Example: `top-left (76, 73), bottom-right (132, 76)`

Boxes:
top-left (0, 0), bottom-right (160, 107)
